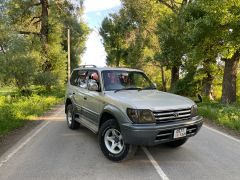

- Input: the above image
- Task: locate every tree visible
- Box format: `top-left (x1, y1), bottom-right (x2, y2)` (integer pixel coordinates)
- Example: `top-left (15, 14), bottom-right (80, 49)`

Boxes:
top-left (100, 14), bottom-right (128, 67)
top-left (0, 0), bottom-right (89, 90)
top-left (182, 0), bottom-right (240, 103)
top-left (59, 0), bottom-right (90, 69)
top-left (157, 13), bottom-right (188, 90)
top-left (0, 35), bottom-right (38, 89)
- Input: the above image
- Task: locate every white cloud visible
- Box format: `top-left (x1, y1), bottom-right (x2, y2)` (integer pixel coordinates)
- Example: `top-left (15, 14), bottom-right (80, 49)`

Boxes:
top-left (84, 0), bottom-right (121, 13)
top-left (81, 31), bottom-right (107, 67)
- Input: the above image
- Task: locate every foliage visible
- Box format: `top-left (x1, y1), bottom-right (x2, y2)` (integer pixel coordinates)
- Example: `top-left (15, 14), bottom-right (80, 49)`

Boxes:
top-left (100, 0), bottom-right (240, 103)
top-left (100, 13), bottom-right (128, 67)
top-left (199, 102), bottom-right (240, 131)
top-left (0, 0), bottom-right (89, 90)
top-left (34, 72), bottom-right (59, 89)
top-left (0, 87), bottom-right (65, 136)
top-left (100, 0), bottom-right (168, 68)
top-left (0, 35), bottom-right (38, 89)
top-left (58, 1), bottom-right (90, 69)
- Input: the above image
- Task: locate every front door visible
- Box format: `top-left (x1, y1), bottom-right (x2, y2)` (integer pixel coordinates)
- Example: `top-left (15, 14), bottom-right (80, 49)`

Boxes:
top-left (82, 70), bottom-right (102, 127)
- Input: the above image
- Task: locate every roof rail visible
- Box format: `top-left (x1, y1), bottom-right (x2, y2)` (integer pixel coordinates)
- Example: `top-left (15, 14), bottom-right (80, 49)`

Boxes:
top-left (78, 65), bottom-right (97, 68)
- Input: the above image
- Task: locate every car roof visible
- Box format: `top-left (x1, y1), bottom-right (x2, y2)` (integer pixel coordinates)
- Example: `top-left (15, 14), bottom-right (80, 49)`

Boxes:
top-left (73, 66), bottom-right (143, 72)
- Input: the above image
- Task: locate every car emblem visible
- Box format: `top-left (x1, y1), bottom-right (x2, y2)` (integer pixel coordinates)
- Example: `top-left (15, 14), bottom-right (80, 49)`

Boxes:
top-left (173, 112), bottom-right (179, 118)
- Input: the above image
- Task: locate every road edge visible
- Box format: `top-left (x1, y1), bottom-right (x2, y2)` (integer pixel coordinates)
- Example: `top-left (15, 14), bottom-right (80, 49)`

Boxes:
top-left (0, 104), bottom-right (64, 157)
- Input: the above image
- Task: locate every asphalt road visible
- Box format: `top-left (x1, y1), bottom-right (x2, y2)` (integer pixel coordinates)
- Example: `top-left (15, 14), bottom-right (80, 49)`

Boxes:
top-left (0, 105), bottom-right (240, 180)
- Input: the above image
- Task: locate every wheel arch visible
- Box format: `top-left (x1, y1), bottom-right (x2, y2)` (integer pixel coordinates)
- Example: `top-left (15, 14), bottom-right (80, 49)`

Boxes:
top-left (99, 110), bottom-right (119, 128)
top-left (65, 98), bottom-right (72, 114)
top-left (99, 105), bottom-right (130, 130)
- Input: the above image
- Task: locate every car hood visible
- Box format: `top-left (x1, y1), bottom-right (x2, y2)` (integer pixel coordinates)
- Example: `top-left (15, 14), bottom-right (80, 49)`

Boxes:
top-left (105, 90), bottom-right (194, 111)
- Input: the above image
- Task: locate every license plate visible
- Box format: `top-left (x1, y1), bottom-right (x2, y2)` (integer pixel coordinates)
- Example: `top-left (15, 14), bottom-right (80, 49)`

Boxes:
top-left (174, 128), bottom-right (187, 139)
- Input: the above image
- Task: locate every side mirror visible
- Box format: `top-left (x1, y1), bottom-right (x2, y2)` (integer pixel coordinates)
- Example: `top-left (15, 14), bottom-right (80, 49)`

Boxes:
top-left (194, 94), bottom-right (202, 103)
top-left (88, 81), bottom-right (99, 91)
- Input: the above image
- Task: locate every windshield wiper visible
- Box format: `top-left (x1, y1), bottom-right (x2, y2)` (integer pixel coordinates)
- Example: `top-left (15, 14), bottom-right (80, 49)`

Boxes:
top-left (142, 86), bottom-right (157, 90)
top-left (114, 87), bottom-right (142, 93)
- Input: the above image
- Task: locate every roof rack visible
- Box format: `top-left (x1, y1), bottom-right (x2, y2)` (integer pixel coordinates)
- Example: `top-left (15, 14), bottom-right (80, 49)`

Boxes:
top-left (78, 65), bottom-right (97, 68)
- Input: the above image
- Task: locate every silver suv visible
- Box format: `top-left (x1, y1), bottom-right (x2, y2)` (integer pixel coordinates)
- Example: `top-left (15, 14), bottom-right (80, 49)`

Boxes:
top-left (65, 65), bottom-right (203, 161)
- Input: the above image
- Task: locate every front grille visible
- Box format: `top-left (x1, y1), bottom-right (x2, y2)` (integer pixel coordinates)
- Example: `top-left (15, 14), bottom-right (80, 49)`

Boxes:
top-left (186, 125), bottom-right (198, 136)
top-left (156, 129), bottom-right (172, 141)
top-left (153, 108), bottom-right (191, 124)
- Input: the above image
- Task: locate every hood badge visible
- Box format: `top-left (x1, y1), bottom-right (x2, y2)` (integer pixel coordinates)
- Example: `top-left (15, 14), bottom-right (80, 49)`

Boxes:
top-left (173, 112), bottom-right (179, 118)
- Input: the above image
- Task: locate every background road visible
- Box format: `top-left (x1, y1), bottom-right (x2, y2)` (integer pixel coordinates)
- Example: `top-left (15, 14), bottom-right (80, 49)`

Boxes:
top-left (0, 105), bottom-right (240, 180)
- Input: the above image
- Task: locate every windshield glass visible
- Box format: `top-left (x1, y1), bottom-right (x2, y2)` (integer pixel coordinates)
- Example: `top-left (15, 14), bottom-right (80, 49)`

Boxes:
top-left (102, 70), bottom-right (155, 91)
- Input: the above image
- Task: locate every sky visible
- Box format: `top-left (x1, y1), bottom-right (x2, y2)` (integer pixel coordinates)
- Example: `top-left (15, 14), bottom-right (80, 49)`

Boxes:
top-left (81, 0), bottom-right (122, 67)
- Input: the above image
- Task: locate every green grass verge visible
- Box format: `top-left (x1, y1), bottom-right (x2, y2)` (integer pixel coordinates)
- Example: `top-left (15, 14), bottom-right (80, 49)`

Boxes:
top-left (198, 101), bottom-right (240, 132)
top-left (0, 86), bottom-right (65, 137)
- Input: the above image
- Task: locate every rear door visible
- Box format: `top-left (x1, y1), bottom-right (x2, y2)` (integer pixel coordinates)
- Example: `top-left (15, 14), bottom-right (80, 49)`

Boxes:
top-left (69, 70), bottom-right (81, 112)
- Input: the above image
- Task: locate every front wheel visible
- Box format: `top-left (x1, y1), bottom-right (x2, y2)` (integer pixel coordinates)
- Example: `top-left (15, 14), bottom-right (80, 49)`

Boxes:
top-left (165, 138), bottom-right (188, 148)
top-left (98, 119), bottom-right (137, 162)
top-left (66, 104), bottom-right (79, 129)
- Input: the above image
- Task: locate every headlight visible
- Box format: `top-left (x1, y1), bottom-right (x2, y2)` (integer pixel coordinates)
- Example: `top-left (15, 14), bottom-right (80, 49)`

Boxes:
top-left (127, 108), bottom-right (155, 123)
top-left (191, 105), bottom-right (198, 117)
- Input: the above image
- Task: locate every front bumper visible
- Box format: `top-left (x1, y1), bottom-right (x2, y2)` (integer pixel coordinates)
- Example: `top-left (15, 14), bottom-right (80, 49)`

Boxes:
top-left (121, 116), bottom-right (203, 146)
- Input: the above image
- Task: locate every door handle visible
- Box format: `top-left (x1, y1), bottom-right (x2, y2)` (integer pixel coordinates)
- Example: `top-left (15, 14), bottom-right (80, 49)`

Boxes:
top-left (84, 96), bottom-right (87, 100)
top-left (72, 92), bottom-right (75, 95)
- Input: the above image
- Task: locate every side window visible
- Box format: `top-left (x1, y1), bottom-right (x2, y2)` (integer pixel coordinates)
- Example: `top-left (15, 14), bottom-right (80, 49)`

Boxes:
top-left (76, 70), bottom-right (88, 89)
top-left (87, 70), bottom-right (101, 91)
top-left (70, 70), bottom-right (78, 86)
top-left (70, 70), bottom-right (87, 89)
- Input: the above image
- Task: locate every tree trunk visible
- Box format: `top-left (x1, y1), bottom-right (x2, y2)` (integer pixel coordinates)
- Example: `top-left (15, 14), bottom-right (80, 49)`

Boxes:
top-left (40, 0), bottom-right (49, 54)
top-left (161, 65), bottom-right (167, 92)
top-left (115, 56), bottom-right (120, 67)
top-left (221, 51), bottom-right (239, 104)
top-left (203, 72), bottom-right (214, 100)
top-left (170, 66), bottom-right (179, 90)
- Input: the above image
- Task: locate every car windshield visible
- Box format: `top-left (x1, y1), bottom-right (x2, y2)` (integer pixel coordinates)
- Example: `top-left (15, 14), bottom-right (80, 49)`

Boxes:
top-left (102, 70), bottom-right (156, 91)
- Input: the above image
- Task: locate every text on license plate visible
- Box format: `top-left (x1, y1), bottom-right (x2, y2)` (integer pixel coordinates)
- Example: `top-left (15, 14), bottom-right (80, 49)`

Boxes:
top-left (174, 128), bottom-right (187, 139)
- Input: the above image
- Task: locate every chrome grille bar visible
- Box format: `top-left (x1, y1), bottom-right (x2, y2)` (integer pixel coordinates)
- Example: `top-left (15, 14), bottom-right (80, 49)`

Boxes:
top-left (153, 108), bottom-right (191, 123)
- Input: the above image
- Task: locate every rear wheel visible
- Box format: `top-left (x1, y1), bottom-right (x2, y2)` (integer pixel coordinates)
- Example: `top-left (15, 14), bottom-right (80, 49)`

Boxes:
top-left (98, 119), bottom-right (137, 162)
top-left (165, 138), bottom-right (188, 148)
top-left (66, 104), bottom-right (79, 129)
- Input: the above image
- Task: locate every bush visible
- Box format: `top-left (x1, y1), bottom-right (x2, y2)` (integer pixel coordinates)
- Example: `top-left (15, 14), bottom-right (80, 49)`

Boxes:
top-left (34, 72), bottom-right (59, 90)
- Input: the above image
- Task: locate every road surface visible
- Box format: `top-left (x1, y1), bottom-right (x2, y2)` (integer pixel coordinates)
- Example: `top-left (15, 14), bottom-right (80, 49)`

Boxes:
top-left (0, 105), bottom-right (240, 180)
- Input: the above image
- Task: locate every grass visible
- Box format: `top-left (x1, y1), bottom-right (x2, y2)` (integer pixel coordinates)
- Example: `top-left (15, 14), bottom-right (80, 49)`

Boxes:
top-left (0, 86), bottom-right (17, 96)
top-left (198, 101), bottom-right (240, 132)
top-left (0, 86), bottom-right (65, 137)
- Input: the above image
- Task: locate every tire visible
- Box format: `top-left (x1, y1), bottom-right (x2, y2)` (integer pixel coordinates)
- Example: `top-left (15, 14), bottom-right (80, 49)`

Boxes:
top-left (98, 119), bottom-right (137, 162)
top-left (165, 138), bottom-right (188, 148)
top-left (66, 104), bottom-right (79, 129)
